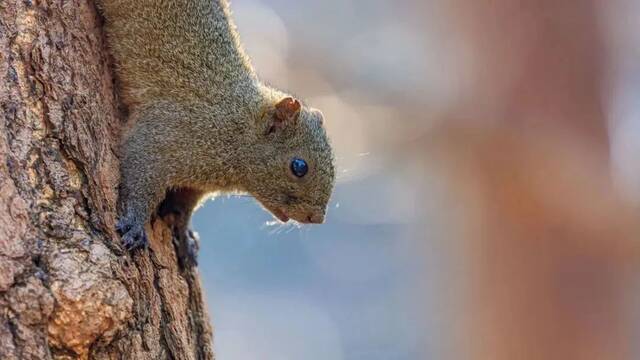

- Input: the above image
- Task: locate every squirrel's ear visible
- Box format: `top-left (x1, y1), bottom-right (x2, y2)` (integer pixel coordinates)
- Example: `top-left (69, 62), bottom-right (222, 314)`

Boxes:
top-left (264, 97), bottom-right (301, 135)
top-left (274, 97), bottom-right (301, 125)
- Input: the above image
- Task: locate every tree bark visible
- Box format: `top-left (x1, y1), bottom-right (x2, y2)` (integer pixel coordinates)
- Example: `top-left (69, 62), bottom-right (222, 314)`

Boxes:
top-left (0, 1), bottom-right (214, 359)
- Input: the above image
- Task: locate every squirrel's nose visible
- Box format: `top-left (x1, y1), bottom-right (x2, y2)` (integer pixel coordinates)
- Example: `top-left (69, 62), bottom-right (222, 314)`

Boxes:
top-left (307, 213), bottom-right (324, 224)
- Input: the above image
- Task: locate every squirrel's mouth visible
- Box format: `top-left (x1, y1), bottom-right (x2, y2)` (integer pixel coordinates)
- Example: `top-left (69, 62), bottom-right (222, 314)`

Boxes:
top-left (271, 208), bottom-right (290, 222)
top-left (254, 197), bottom-right (290, 222)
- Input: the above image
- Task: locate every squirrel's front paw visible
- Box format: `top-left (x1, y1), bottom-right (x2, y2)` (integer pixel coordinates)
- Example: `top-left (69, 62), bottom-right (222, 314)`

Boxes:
top-left (116, 218), bottom-right (148, 251)
top-left (184, 229), bottom-right (200, 266)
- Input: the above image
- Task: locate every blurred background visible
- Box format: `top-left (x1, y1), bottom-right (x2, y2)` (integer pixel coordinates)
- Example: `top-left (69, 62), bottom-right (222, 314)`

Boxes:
top-left (194, 1), bottom-right (640, 359)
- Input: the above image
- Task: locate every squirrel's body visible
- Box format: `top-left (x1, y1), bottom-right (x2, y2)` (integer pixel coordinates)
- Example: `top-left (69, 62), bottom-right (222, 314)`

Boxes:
top-left (99, 0), bottom-right (335, 261)
top-left (101, 0), bottom-right (259, 107)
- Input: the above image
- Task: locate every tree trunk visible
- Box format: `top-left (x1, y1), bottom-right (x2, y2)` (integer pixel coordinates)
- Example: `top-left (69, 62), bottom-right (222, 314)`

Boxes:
top-left (0, 1), bottom-right (214, 359)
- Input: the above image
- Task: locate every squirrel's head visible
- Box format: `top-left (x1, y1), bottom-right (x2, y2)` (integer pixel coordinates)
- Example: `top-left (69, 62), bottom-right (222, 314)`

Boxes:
top-left (244, 96), bottom-right (335, 224)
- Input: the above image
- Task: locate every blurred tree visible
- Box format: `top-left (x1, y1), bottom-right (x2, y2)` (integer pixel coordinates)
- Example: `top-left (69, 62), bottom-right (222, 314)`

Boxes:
top-left (424, 0), bottom-right (607, 154)
top-left (426, 0), bottom-right (638, 359)
top-left (0, 2), bottom-right (212, 359)
top-left (428, 128), bottom-right (636, 360)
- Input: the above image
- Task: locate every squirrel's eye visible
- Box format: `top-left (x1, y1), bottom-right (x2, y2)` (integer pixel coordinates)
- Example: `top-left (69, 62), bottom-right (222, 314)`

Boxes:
top-left (290, 158), bottom-right (308, 178)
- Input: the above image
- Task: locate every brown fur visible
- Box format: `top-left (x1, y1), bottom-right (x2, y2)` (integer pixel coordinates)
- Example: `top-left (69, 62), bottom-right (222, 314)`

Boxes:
top-left (98, 0), bottom-right (335, 252)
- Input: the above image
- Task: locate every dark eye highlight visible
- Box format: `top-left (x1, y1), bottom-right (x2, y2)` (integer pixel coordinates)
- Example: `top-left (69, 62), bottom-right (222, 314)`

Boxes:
top-left (290, 158), bottom-right (308, 178)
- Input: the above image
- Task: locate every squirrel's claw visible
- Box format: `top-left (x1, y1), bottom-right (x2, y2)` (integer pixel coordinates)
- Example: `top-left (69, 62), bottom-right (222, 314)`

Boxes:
top-left (122, 227), bottom-right (149, 251)
top-left (117, 219), bottom-right (148, 251)
top-left (115, 219), bottom-right (130, 235)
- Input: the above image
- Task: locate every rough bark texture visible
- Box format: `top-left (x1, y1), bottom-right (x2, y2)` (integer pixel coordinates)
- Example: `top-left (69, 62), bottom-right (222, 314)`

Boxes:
top-left (0, 1), bottom-right (214, 359)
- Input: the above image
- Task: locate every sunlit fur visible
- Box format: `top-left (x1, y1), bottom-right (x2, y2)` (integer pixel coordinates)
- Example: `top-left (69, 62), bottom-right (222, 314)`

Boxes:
top-left (99, 0), bottom-right (335, 237)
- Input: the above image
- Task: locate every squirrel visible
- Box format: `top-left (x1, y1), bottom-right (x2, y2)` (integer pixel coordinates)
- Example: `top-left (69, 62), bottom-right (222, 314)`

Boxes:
top-left (98, 0), bottom-right (336, 264)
